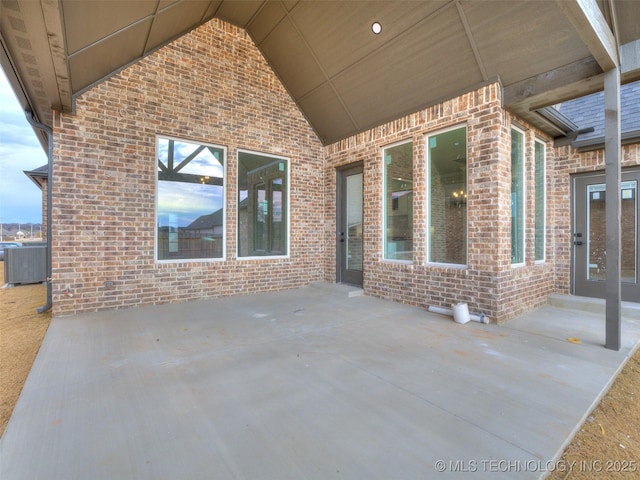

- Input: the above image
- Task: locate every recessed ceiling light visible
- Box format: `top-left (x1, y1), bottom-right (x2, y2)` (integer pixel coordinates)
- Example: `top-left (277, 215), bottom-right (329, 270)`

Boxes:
top-left (371, 22), bottom-right (382, 34)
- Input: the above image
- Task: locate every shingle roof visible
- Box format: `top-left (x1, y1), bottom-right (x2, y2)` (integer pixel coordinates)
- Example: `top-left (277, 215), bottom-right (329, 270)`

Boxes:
top-left (24, 164), bottom-right (48, 175)
top-left (185, 209), bottom-right (223, 230)
top-left (23, 164), bottom-right (49, 189)
top-left (557, 81), bottom-right (640, 146)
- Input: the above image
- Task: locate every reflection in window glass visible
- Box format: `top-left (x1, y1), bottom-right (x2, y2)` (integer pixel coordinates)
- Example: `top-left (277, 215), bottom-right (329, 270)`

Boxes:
top-left (511, 128), bottom-right (525, 264)
top-left (253, 183), bottom-right (267, 251)
top-left (534, 140), bottom-right (545, 261)
top-left (621, 182), bottom-right (637, 283)
top-left (588, 185), bottom-right (607, 281)
top-left (587, 182), bottom-right (637, 283)
top-left (346, 173), bottom-right (363, 271)
top-left (383, 141), bottom-right (413, 260)
top-left (156, 137), bottom-right (225, 261)
top-left (238, 151), bottom-right (288, 257)
top-left (428, 126), bottom-right (467, 265)
top-left (270, 178), bottom-right (284, 252)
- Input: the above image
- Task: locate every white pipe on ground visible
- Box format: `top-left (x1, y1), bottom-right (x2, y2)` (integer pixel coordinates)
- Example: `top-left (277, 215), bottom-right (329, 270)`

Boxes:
top-left (428, 305), bottom-right (489, 324)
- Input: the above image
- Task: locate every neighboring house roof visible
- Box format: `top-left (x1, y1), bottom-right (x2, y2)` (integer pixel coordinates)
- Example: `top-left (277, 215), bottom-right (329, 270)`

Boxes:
top-left (185, 209), bottom-right (223, 231)
top-left (556, 80), bottom-right (640, 150)
top-left (23, 164), bottom-right (48, 190)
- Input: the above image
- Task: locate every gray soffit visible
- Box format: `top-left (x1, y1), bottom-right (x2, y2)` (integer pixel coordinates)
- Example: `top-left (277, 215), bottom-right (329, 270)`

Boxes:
top-left (1, 0), bottom-right (640, 147)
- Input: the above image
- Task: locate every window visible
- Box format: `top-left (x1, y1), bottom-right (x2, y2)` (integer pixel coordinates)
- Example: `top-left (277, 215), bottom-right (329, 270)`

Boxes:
top-left (156, 137), bottom-right (225, 261)
top-left (238, 151), bottom-right (288, 257)
top-left (511, 128), bottom-right (525, 265)
top-left (383, 141), bottom-right (413, 261)
top-left (428, 126), bottom-right (467, 265)
top-left (534, 140), bottom-right (546, 262)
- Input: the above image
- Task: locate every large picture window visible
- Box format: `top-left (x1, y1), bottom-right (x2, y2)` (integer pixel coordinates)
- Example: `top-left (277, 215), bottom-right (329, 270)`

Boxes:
top-left (534, 140), bottom-right (546, 262)
top-left (383, 141), bottom-right (413, 261)
top-left (238, 151), bottom-right (288, 257)
top-left (156, 137), bottom-right (225, 261)
top-left (428, 126), bottom-right (467, 265)
top-left (511, 128), bottom-right (525, 265)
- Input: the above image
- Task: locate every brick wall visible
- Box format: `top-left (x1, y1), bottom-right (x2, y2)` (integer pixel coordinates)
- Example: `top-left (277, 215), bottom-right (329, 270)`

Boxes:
top-left (48, 16), bottom-right (637, 322)
top-left (324, 84), bottom-right (557, 323)
top-left (553, 143), bottom-right (640, 294)
top-left (40, 179), bottom-right (48, 241)
top-left (50, 19), bottom-right (324, 316)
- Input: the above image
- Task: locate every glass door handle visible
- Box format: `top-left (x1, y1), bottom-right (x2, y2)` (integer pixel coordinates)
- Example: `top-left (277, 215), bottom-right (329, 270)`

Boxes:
top-left (573, 232), bottom-right (583, 245)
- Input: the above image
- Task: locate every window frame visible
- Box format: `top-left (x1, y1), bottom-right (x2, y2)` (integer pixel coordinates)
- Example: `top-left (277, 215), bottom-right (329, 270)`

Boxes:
top-left (511, 126), bottom-right (526, 267)
top-left (155, 135), bottom-right (227, 263)
top-left (382, 139), bottom-right (414, 263)
top-left (426, 123), bottom-right (468, 268)
top-left (534, 138), bottom-right (546, 263)
top-left (236, 149), bottom-right (290, 260)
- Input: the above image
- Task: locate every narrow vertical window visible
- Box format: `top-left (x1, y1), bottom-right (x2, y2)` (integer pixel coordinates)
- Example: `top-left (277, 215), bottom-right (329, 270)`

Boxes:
top-left (511, 128), bottom-right (525, 265)
top-left (428, 126), bottom-right (467, 265)
top-left (383, 141), bottom-right (413, 261)
top-left (238, 151), bottom-right (288, 257)
top-left (156, 137), bottom-right (225, 261)
top-left (534, 140), bottom-right (546, 262)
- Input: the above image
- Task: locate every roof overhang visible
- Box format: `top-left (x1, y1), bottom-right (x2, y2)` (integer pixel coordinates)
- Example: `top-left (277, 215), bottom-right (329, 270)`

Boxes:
top-left (1, 0), bottom-right (639, 147)
top-left (23, 165), bottom-right (48, 190)
top-left (568, 129), bottom-right (640, 152)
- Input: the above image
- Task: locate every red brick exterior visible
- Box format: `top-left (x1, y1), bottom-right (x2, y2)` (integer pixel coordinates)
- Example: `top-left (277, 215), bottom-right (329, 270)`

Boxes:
top-left (552, 143), bottom-right (640, 295)
top-left (40, 179), bottom-right (48, 241)
top-left (48, 17), bottom-right (639, 322)
top-left (51, 20), bottom-right (324, 315)
top-left (325, 86), bottom-right (557, 322)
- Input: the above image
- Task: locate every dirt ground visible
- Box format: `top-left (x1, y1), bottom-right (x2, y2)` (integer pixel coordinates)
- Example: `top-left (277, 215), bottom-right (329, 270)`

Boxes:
top-left (0, 264), bottom-right (639, 478)
top-left (0, 264), bottom-right (51, 438)
top-left (547, 348), bottom-right (640, 479)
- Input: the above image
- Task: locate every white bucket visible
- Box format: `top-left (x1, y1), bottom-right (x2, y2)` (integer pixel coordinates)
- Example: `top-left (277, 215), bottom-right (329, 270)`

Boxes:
top-left (452, 302), bottom-right (471, 324)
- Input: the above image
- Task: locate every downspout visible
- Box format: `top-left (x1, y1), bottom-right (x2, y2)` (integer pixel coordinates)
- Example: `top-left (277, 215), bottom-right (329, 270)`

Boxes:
top-left (25, 110), bottom-right (53, 313)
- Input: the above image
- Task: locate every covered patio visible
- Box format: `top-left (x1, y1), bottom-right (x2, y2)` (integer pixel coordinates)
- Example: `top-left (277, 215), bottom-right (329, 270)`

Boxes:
top-left (2, 285), bottom-right (639, 479)
top-left (1, 0), bottom-right (639, 346)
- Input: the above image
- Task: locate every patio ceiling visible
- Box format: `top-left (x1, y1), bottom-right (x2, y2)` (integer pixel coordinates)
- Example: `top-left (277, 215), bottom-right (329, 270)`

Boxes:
top-left (1, 0), bottom-right (639, 146)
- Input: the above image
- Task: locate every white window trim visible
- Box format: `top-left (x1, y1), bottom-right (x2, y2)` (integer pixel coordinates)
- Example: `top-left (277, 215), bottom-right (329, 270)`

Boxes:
top-left (511, 126), bottom-right (526, 267)
top-left (155, 135), bottom-right (227, 264)
top-left (382, 138), bottom-right (414, 263)
top-left (236, 148), bottom-right (291, 260)
top-left (425, 123), bottom-right (469, 268)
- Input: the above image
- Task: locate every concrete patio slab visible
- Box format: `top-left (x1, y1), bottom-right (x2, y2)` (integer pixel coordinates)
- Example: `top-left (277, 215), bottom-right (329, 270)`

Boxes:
top-left (2, 284), bottom-right (639, 479)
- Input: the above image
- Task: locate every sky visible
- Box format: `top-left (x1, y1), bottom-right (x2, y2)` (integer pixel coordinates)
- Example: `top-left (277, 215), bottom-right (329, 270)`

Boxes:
top-left (0, 70), bottom-right (228, 228)
top-left (157, 138), bottom-right (225, 227)
top-left (0, 67), bottom-right (47, 224)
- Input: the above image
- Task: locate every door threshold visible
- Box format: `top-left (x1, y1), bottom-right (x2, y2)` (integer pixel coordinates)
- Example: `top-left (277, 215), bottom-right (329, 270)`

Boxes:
top-left (311, 282), bottom-right (364, 298)
top-left (548, 294), bottom-right (640, 319)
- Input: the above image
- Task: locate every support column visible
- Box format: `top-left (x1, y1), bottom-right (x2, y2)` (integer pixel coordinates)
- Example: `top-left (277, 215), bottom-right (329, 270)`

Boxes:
top-left (604, 67), bottom-right (621, 351)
